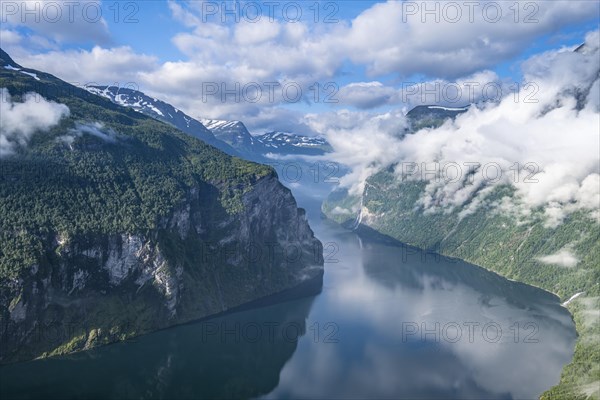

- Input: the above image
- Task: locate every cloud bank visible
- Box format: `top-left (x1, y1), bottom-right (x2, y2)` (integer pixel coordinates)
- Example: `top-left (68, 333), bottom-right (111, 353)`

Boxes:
top-left (315, 31), bottom-right (600, 226)
top-left (338, 70), bottom-right (504, 110)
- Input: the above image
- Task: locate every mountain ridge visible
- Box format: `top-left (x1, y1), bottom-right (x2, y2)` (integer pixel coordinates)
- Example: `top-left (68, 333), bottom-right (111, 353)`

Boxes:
top-left (84, 85), bottom-right (239, 156)
top-left (82, 85), bottom-right (332, 161)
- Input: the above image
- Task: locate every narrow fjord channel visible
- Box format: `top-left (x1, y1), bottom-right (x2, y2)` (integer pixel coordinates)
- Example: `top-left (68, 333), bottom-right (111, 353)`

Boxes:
top-left (0, 181), bottom-right (577, 400)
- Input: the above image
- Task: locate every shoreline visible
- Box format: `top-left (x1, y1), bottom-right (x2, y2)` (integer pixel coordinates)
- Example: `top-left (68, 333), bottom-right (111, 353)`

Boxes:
top-left (343, 218), bottom-right (590, 399)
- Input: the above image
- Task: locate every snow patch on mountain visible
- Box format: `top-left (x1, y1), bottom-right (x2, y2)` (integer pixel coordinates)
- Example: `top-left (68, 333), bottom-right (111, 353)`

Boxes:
top-left (427, 106), bottom-right (469, 112)
top-left (84, 85), bottom-right (227, 150)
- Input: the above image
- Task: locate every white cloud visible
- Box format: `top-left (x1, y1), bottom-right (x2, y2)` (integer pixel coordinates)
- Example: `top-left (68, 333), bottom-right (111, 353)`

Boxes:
top-left (319, 31), bottom-right (600, 224)
top-left (338, 82), bottom-right (399, 109)
top-left (57, 122), bottom-right (121, 150)
top-left (344, 0), bottom-right (599, 79)
top-left (234, 19), bottom-right (281, 45)
top-left (0, 88), bottom-right (70, 157)
top-left (0, 29), bottom-right (24, 47)
top-left (164, 0), bottom-right (598, 84)
top-left (0, 1), bottom-right (111, 45)
top-left (330, 206), bottom-right (355, 216)
top-left (0, 29), bottom-right (60, 59)
top-left (168, 0), bottom-right (201, 28)
top-left (537, 249), bottom-right (580, 268)
top-left (11, 46), bottom-right (158, 86)
top-left (70, 122), bottom-right (119, 143)
top-left (137, 0), bottom-right (598, 120)
top-left (305, 109), bottom-right (409, 195)
top-left (338, 71), bottom-right (504, 109)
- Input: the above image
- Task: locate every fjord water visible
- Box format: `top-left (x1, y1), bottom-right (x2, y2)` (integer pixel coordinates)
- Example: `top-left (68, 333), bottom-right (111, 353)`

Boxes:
top-left (0, 179), bottom-right (576, 399)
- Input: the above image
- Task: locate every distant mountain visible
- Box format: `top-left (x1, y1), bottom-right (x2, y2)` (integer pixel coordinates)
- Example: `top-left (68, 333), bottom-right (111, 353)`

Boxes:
top-left (406, 105), bottom-right (469, 131)
top-left (85, 85), bottom-right (238, 156)
top-left (202, 119), bottom-right (332, 159)
top-left (83, 87), bottom-right (330, 161)
top-left (201, 119), bottom-right (257, 156)
top-left (256, 132), bottom-right (332, 156)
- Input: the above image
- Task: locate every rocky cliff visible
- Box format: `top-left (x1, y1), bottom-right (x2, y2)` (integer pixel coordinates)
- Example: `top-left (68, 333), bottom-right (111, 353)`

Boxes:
top-left (1, 173), bottom-right (323, 364)
top-left (0, 49), bottom-right (323, 363)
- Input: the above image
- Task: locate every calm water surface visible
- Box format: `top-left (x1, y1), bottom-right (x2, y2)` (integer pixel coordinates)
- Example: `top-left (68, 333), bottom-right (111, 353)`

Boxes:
top-left (0, 181), bottom-right (576, 399)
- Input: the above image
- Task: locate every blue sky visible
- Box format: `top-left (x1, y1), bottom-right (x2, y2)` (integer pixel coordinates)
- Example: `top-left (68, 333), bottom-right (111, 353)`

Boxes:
top-left (1, 0), bottom-right (599, 132)
top-left (103, 1), bottom-right (598, 80)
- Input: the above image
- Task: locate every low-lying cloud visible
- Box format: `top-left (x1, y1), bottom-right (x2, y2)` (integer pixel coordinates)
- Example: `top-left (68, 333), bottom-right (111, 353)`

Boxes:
top-left (305, 109), bottom-right (408, 193)
top-left (314, 30), bottom-right (600, 227)
top-left (0, 88), bottom-right (70, 157)
top-left (58, 122), bottom-right (120, 147)
top-left (537, 249), bottom-right (580, 268)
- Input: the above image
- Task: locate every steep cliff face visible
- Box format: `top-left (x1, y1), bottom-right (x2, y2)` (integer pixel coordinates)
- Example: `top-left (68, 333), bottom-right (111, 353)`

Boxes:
top-left (0, 49), bottom-right (323, 364)
top-left (1, 174), bottom-right (323, 363)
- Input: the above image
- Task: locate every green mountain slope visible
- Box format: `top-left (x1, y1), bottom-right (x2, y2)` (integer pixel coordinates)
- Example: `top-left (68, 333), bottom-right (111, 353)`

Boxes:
top-left (0, 49), bottom-right (324, 363)
top-left (324, 170), bottom-right (599, 399)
